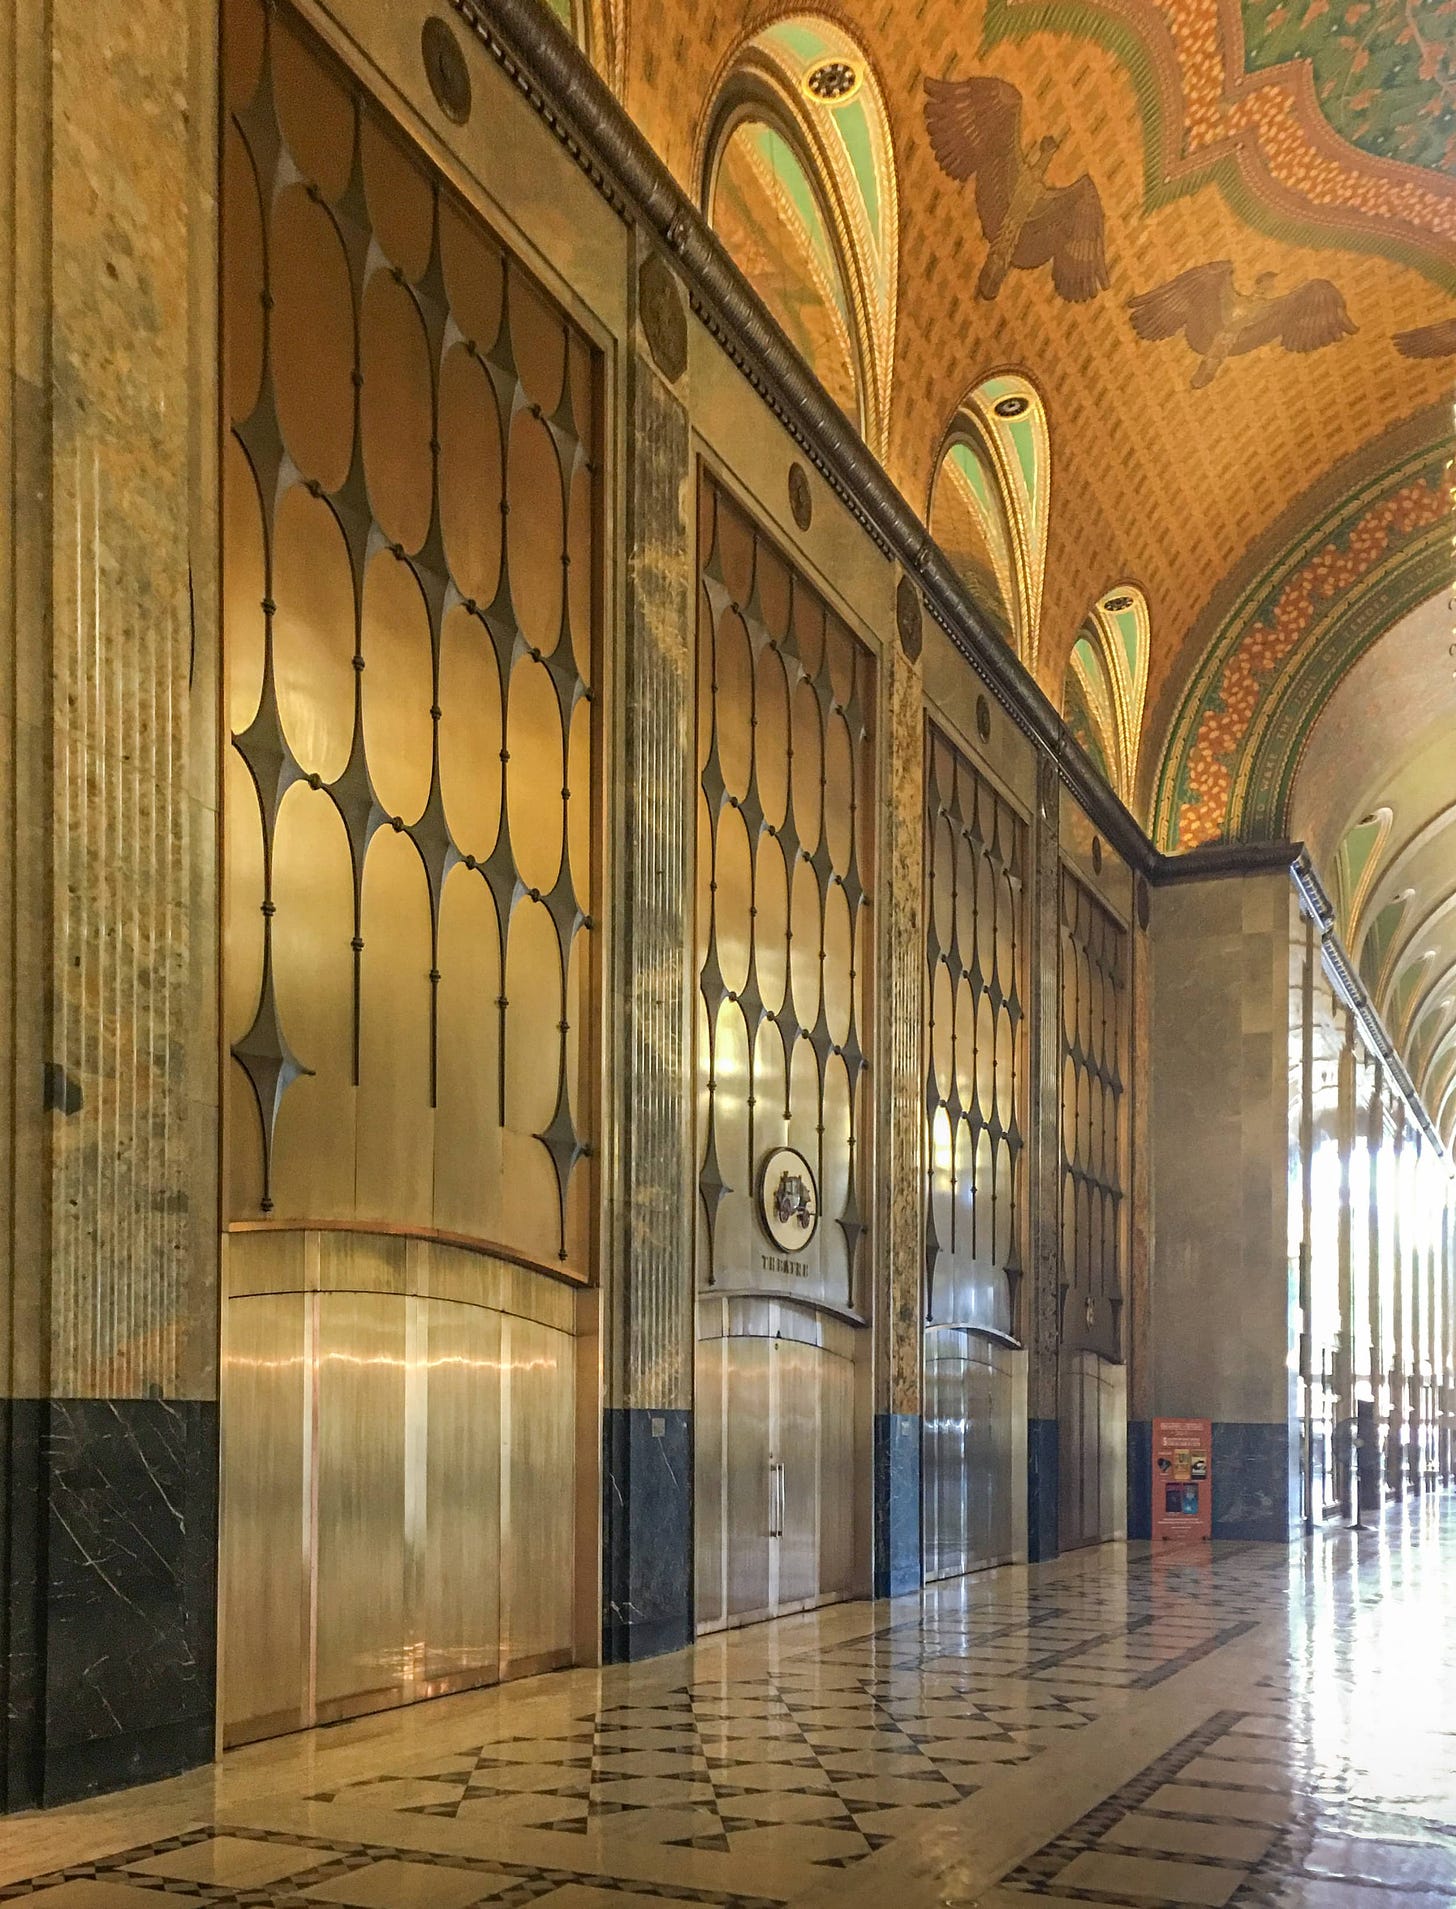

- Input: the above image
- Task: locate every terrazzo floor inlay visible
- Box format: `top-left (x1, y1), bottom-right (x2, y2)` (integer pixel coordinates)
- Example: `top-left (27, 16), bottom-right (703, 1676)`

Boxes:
top-left (3, 1496), bottom-right (1454, 1908)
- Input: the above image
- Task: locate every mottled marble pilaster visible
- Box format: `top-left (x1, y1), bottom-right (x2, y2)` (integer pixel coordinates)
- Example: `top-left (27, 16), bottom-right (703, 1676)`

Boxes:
top-left (4, 1399), bottom-right (217, 1808)
top-left (600, 252), bottom-right (697, 1661)
top-left (871, 633), bottom-right (925, 1593)
top-left (873, 1414), bottom-right (921, 1597)
top-left (1211, 1420), bottom-right (1299, 1541)
top-left (602, 1408), bottom-right (693, 1662)
top-left (2, 0), bottom-right (220, 1809)
top-left (1026, 1417), bottom-right (1060, 1562)
top-left (1126, 1418), bottom-right (1153, 1541)
top-left (879, 635), bottom-right (926, 1423)
top-left (1026, 759), bottom-right (1062, 1558)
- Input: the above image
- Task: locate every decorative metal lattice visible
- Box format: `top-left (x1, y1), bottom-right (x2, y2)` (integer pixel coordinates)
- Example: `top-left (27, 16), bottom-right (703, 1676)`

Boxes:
top-left (924, 729), bottom-right (1026, 1337)
top-left (223, 4), bottom-right (596, 1273)
top-left (1059, 870), bottom-right (1127, 1343)
top-left (695, 474), bottom-right (875, 1312)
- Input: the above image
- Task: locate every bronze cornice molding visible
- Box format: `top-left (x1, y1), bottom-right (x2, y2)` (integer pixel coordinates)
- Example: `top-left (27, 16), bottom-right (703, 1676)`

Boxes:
top-left (445, 0), bottom-right (1443, 1154)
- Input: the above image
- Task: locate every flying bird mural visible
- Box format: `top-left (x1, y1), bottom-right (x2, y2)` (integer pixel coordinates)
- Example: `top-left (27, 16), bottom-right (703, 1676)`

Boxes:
top-left (1127, 262), bottom-right (1355, 388)
top-left (923, 75), bottom-right (1108, 304)
top-left (1394, 317), bottom-right (1456, 359)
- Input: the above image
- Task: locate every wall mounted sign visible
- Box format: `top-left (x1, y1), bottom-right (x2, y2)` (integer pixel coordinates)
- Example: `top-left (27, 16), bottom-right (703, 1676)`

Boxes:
top-left (758, 1147), bottom-right (820, 1255)
top-left (1152, 1416), bottom-right (1212, 1541)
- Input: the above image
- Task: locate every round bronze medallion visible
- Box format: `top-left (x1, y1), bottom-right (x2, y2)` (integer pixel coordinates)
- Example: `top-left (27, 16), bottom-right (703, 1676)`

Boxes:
top-left (976, 693), bottom-right (992, 743)
top-left (788, 461), bottom-right (813, 531)
top-left (421, 17), bottom-right (471, 125)
top-left (638, 251), bottom-right (687, 384)
top-left (1091, 834), bottom-right (1103, 874)
top-left (758, 1146), bottom-right (820, 1253)
top-left (1137, 875), bottom-right (1151, 931)
top-left (896, 576), bottom-right (923, 661)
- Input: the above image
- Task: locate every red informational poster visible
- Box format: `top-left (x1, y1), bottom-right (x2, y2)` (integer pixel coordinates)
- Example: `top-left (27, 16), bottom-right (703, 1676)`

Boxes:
top-left (1152, 1416), bottom-right (1212, 1541)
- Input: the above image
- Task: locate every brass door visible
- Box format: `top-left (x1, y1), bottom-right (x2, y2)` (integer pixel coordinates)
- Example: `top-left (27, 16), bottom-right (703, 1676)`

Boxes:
top-left (222, 1278), bottom-right (573, 1746)
top-left (1059, 1348), bottom-right (1127, 1550)
top-left (724, 1337), bottom-right (773, 1622)
top-left (315, 1292), bottom-right (409, 1719)
top-left (923, 1328), bottom-right (1018, 1580)
top-left (696, 1320), bottom-right (856, 1630)
top-left (774, 1338), bottom-right (819, 1609)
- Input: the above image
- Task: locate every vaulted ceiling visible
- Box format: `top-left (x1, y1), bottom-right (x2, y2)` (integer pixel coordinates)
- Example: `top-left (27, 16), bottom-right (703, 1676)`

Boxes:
top-left (569, 0), bottom-right (1456, 1110)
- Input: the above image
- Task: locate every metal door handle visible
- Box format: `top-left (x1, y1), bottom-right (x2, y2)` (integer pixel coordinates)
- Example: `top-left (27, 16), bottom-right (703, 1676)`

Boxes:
top-left (769, 1460), bottom-right (785, 1538)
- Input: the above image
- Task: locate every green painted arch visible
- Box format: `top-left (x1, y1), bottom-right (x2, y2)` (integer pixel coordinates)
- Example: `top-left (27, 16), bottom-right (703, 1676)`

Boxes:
top-left (1150, 410), bottom-right (1451, 851)
top-left (1227, 526), bottom-right (1451, 842)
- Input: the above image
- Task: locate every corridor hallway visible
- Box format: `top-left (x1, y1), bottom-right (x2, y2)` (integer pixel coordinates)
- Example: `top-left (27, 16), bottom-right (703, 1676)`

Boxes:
top-left (5, 1501), bottom-right (1454, 1909)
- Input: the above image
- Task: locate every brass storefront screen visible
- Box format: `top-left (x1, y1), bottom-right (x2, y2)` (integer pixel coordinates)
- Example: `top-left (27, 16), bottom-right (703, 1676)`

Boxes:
top-left (695, 474), bottom-right (875, 1312)
top-left (1059, 870), bottom-right (1127, 1339)
top-left (223, 3), bottom-right (598, 1274)
top-left (925, 730), bottom-right (1027, 1337)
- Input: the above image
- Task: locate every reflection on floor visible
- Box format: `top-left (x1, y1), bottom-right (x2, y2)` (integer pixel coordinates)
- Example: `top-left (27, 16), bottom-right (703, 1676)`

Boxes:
top-left (5, 1498), bottom-right (1455, 1908)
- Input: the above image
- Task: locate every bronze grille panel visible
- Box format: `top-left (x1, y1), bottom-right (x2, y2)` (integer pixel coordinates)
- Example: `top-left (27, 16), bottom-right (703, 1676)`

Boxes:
top-left (1059, 868), bottom-right (1127, 1351)
top-left (694, 473), bottom-right (875, 1313)
top-left (222, 0), bottom-right (598, 1276)
top-left (924, 728), bottom-right (1026, 1338)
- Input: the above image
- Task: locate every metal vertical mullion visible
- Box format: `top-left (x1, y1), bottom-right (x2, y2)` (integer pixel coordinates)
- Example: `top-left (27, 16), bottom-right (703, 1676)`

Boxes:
top-left (303, 1280), bottom-right (320, 1729)
top-left (403, 1286), bottom-right (426, 1701)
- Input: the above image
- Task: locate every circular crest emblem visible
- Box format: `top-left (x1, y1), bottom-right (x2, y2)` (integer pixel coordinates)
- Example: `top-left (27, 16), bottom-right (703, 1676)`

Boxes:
top-left (788, 462), bottom-right (813, 531)
top-left (421, 18), bottom-right (471, 125)
top-left (895, 576), bottom-right (923, 662)
top-left (757, 1147), bottom-right (819, 1253)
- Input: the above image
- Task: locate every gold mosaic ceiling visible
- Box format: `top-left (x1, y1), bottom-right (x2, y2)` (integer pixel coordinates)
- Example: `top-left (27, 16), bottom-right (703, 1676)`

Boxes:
top-left (608, 0), bottom-right (1454, 814)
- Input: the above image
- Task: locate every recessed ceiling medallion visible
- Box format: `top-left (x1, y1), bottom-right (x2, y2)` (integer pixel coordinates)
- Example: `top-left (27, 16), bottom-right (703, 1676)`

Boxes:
top-left (994, 394), bottom-right (1029, 418)
top-left (1104, 593), bottom-right (1135, 612)
top-left (802, 59), bottom-right (862, 106)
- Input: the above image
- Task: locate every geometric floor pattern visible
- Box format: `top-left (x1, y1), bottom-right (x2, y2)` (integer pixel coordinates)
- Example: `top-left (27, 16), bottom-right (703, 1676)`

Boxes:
top-left (4, 1496), bottom-right (1455, 1908)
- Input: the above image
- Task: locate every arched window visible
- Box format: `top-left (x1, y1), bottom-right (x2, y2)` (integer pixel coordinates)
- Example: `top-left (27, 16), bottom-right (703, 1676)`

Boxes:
top-left (1358, 889), bottom-right (1415, 999)
top-left (1331, 807), bottom-right (1393, 945)
top-left (1061, 587), bottom-right (1150, 804)
top-left (702, 18), bottom-right (896, 450)
top-left (929, 373), bottom-right (1049, 670)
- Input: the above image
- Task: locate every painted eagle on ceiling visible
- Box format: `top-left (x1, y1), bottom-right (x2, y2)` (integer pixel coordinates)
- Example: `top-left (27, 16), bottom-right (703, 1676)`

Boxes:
top-left (1127, 262), bottom-right (1355, 388)
top-left (923, 75), bottom-right (1109, 304)
top-left (1394, 317), bottom-right (1456, 358)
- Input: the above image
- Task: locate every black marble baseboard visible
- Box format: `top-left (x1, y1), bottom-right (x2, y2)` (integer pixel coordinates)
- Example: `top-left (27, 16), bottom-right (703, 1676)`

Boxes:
top-left (601, 1406), bottom-right (693, 1663)
top-left (1027, 1416), bottom-right (1059, 1561)
top-left (1126, 1419), bottom-right (1153, 1540)
top-left (1211, 1419), bottom-right (1297, 1541)
top-left (2, 1396), bottom-right (218, 1812)
top-left (872, 1413), bottom-right (920, 1597)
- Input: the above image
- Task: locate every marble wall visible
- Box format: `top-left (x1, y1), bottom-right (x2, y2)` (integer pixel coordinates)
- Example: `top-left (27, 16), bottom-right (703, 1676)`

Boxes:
top-left (1148, 872), bottom-right (1299, 1539)
top-left (1, 0), bottom-right (221, 1807)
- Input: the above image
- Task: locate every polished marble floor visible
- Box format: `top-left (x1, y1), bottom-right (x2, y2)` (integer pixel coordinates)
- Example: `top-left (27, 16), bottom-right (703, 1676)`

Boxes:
top-left (5, 1496), bottom-right (1455, 1908)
